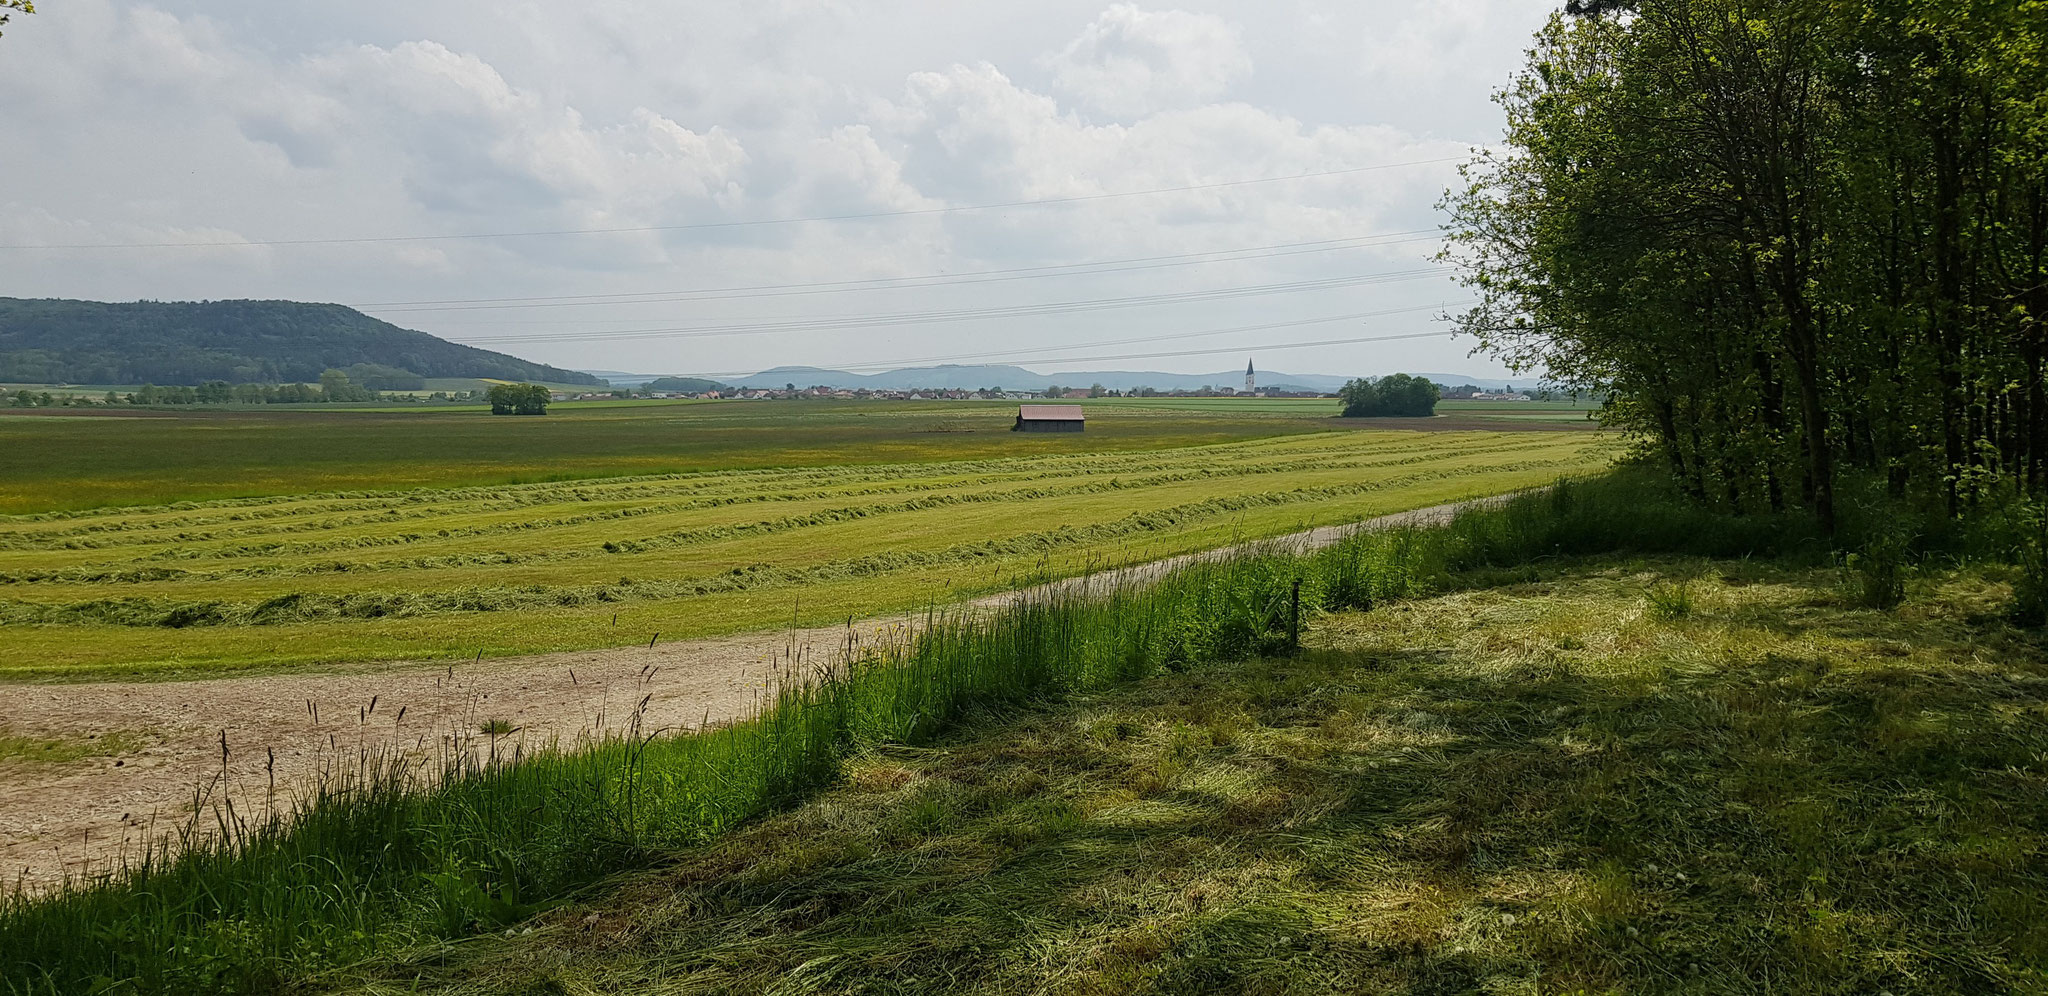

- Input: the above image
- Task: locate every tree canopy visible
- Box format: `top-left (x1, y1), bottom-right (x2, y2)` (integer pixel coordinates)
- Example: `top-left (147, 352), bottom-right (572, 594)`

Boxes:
top-left (640, 377), bottom-right (727, 394)
top-left (1444, 0), bottom-right (2048, 531)
top-left (0, 1), bottom-right (31, 37)
top-left (1338, 374), bottom-right (1440, 418)
top-left (488, 383), bottom-right (552, 416)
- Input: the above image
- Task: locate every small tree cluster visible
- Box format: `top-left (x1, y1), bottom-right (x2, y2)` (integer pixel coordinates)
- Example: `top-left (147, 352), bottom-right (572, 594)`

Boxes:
top-left (1338, 374), bottom-right (1440, 418)
top-left (488, 383), bottom-right (552, 416)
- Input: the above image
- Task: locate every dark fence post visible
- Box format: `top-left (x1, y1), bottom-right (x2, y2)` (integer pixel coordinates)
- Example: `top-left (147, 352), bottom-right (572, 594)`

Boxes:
top-left (1289, 578), bottom-right (1302, 652)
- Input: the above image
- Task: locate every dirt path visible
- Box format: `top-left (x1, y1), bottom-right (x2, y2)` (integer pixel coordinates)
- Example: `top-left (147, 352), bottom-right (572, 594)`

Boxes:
top-left (0, 496), bottom-right (1496, 891)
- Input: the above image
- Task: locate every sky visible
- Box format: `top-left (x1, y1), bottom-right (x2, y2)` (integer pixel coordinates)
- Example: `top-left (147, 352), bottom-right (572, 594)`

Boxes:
top-left (0, 1), bottom-right (1557, 381)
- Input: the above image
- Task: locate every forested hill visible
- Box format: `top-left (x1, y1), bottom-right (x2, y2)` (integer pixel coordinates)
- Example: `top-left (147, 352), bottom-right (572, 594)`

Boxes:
top-left (0, 298), bottom-right (602, 386)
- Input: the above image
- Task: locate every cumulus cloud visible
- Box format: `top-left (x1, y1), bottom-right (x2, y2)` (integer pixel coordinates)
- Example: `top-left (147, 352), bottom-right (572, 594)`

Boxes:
top-left (1044, 4), bottom-right (1252, 119)
top-left (0, 0), bottom-right (1537, 378)
top-left (881, 60), bottom-right (1458, 254)
top-left (237, 40), bottom-right (749, 235)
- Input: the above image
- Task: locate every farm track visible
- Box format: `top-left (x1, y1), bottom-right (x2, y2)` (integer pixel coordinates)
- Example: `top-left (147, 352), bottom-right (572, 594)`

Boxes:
top-left (0, 495), bottom-right (1496, 893)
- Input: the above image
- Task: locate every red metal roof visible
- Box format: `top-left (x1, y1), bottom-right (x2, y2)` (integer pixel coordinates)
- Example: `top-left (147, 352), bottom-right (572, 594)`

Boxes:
top-left (1017, 404), bottom-right (1086, 421)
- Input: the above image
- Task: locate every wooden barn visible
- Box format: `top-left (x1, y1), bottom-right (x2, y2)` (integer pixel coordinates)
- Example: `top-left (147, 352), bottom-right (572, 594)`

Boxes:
top-left (1013, 404), bottom-right (1085, 432)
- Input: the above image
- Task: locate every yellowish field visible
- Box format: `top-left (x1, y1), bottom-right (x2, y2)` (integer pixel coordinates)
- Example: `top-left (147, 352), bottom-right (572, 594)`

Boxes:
top-left (0, 430), bottom-right (1613, 679)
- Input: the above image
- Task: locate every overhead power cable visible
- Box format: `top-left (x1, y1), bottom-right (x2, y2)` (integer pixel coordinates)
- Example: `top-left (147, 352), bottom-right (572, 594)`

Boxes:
top-left (680, 328), bottom-right (1463, 380)
top-left (758, 303), bottom-right (1472, 370)
top-left (438, 268), bottom-right (1452, 345)
top-left (0, 155), bottom-right (1467, 251)
top-left (362, 231), bottom-right (1445, 313)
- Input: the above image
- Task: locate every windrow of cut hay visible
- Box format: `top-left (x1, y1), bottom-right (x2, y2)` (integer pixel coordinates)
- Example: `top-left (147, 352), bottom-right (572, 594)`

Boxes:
top-left (0, 432), bottom-right (1615, 674)
top-left (0, 451), bottom-right (1602, 629)
top-left (2, 470), bottom-right (1818, 995)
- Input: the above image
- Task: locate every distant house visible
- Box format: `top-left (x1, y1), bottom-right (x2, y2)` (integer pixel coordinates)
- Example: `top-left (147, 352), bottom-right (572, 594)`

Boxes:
top-left (1014, 404), bottom-right (1085, 433)
top-left (1060, 389), bottom-right (1091, 399)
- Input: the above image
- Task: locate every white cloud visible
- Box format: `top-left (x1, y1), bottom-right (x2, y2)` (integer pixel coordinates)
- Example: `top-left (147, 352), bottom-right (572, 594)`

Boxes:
top-left (1044, 4), bottom-right (1251, 119)
top-left (0, 0), bottom-right (1533, 379)
top-left (240, 41), bottom-right (749, 235)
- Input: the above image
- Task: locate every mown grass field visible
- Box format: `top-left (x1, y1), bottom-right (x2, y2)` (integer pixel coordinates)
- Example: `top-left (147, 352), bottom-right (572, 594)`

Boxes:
top-left (0, 426), bottom-right (1613, 679)
top-left (8, 474), bottom-right (2040, 994)
top-left (0, 400), bottom-right (1368, 513)
top-left (325, 554), bottom-right (2048, 995)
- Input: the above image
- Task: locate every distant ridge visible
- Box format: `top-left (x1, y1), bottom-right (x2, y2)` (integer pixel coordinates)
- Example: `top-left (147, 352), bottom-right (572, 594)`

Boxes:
top-left (686, 364), bottom-right (1527, 393)
top-left (0, 298), bottom-right (603, 386)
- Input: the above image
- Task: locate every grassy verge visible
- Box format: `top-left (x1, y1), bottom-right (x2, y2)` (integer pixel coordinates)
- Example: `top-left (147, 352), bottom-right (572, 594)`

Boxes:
top-left (327, 555), bottom-right (2048, 995)
top-left (6, 468), bottom-right (2025, 993)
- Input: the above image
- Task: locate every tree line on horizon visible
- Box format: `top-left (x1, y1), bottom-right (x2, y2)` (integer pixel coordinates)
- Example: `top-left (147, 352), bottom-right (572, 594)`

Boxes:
top-left (4, 368), bottom-right (492, 408)
top-left (1446, 0), bottom-right (2047, 532)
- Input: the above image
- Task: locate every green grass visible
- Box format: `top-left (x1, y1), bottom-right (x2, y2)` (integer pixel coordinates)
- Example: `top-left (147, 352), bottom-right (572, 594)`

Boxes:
top-left (0, 730), bottom-right (144, 767)
top-left (2, 487), bottom-right (1377, 994)
top-left (0, 400), bottom-right (1376, 513)
top-left (0, 428), bottom-right (1615, 679)
top-left (322, 556), bottom-right (2048, 995)
top-left (6, 472), bottom-right (2042, 994)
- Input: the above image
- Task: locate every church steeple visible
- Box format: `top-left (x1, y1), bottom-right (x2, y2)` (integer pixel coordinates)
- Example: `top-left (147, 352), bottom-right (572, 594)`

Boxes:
top-left (1244, 358), bottom-right (1255, 395)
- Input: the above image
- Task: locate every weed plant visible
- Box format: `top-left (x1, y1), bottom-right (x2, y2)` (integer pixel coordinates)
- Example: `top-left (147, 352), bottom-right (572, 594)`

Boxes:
top-left (1645, 581), bottom-right (1695, 620)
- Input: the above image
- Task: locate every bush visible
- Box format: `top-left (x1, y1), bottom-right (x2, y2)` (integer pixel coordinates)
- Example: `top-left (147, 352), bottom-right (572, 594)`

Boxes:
top-left (1338, 373), bottom-right (1440, 418)
top-left (1847, 533), bottom-right (1908, 611)
top-left (487, 383), bottom-right (551, 416)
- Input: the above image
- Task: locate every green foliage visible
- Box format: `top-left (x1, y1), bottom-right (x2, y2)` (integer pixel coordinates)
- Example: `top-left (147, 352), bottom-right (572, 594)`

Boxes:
top-left (486, 382), bottom-right (550, 415)
top-left (1847, 532), bottom-right (1909, 612)
top-left (1337, 373), bottom-right (1440, 418)
top-left (638, 377), bottom-right (725, 394)
top-left (0, 298), bottom-right (601, 387)
top-left (1645, 580), bottom-right (1693, 619)
top-left (0, 0), bottom-right (29, 37)
top-left (1445, 0), bottom-right (2048, 531)
top-left (2011, 503), bottom-right (2048, 626)
top-left (341, 363), bottom-right (425, 392)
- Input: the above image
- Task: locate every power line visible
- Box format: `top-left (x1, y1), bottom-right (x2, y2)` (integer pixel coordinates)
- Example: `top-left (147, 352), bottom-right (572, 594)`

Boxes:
top-left (774, 304), bottom-right (1470, 370)
top-left (0, 156), bottom-right (1467, 251)
top-left (682, 328), bottom-right (1463, 380)
top-left (362, 231), bottom-right (1445, 313)
top-left (438, 268), bottom-right (1452, 345)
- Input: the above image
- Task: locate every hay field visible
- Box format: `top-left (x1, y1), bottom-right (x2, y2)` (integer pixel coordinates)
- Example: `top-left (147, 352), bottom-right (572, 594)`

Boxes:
top-left (0, 399), bottom-right (1356, 513)
top-left (0, 429), bottom-right (1612, 679)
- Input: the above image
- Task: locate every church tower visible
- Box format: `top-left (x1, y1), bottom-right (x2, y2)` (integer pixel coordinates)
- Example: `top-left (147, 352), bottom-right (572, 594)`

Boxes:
top-left (1244, 359), bottom-right (1255, 395)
